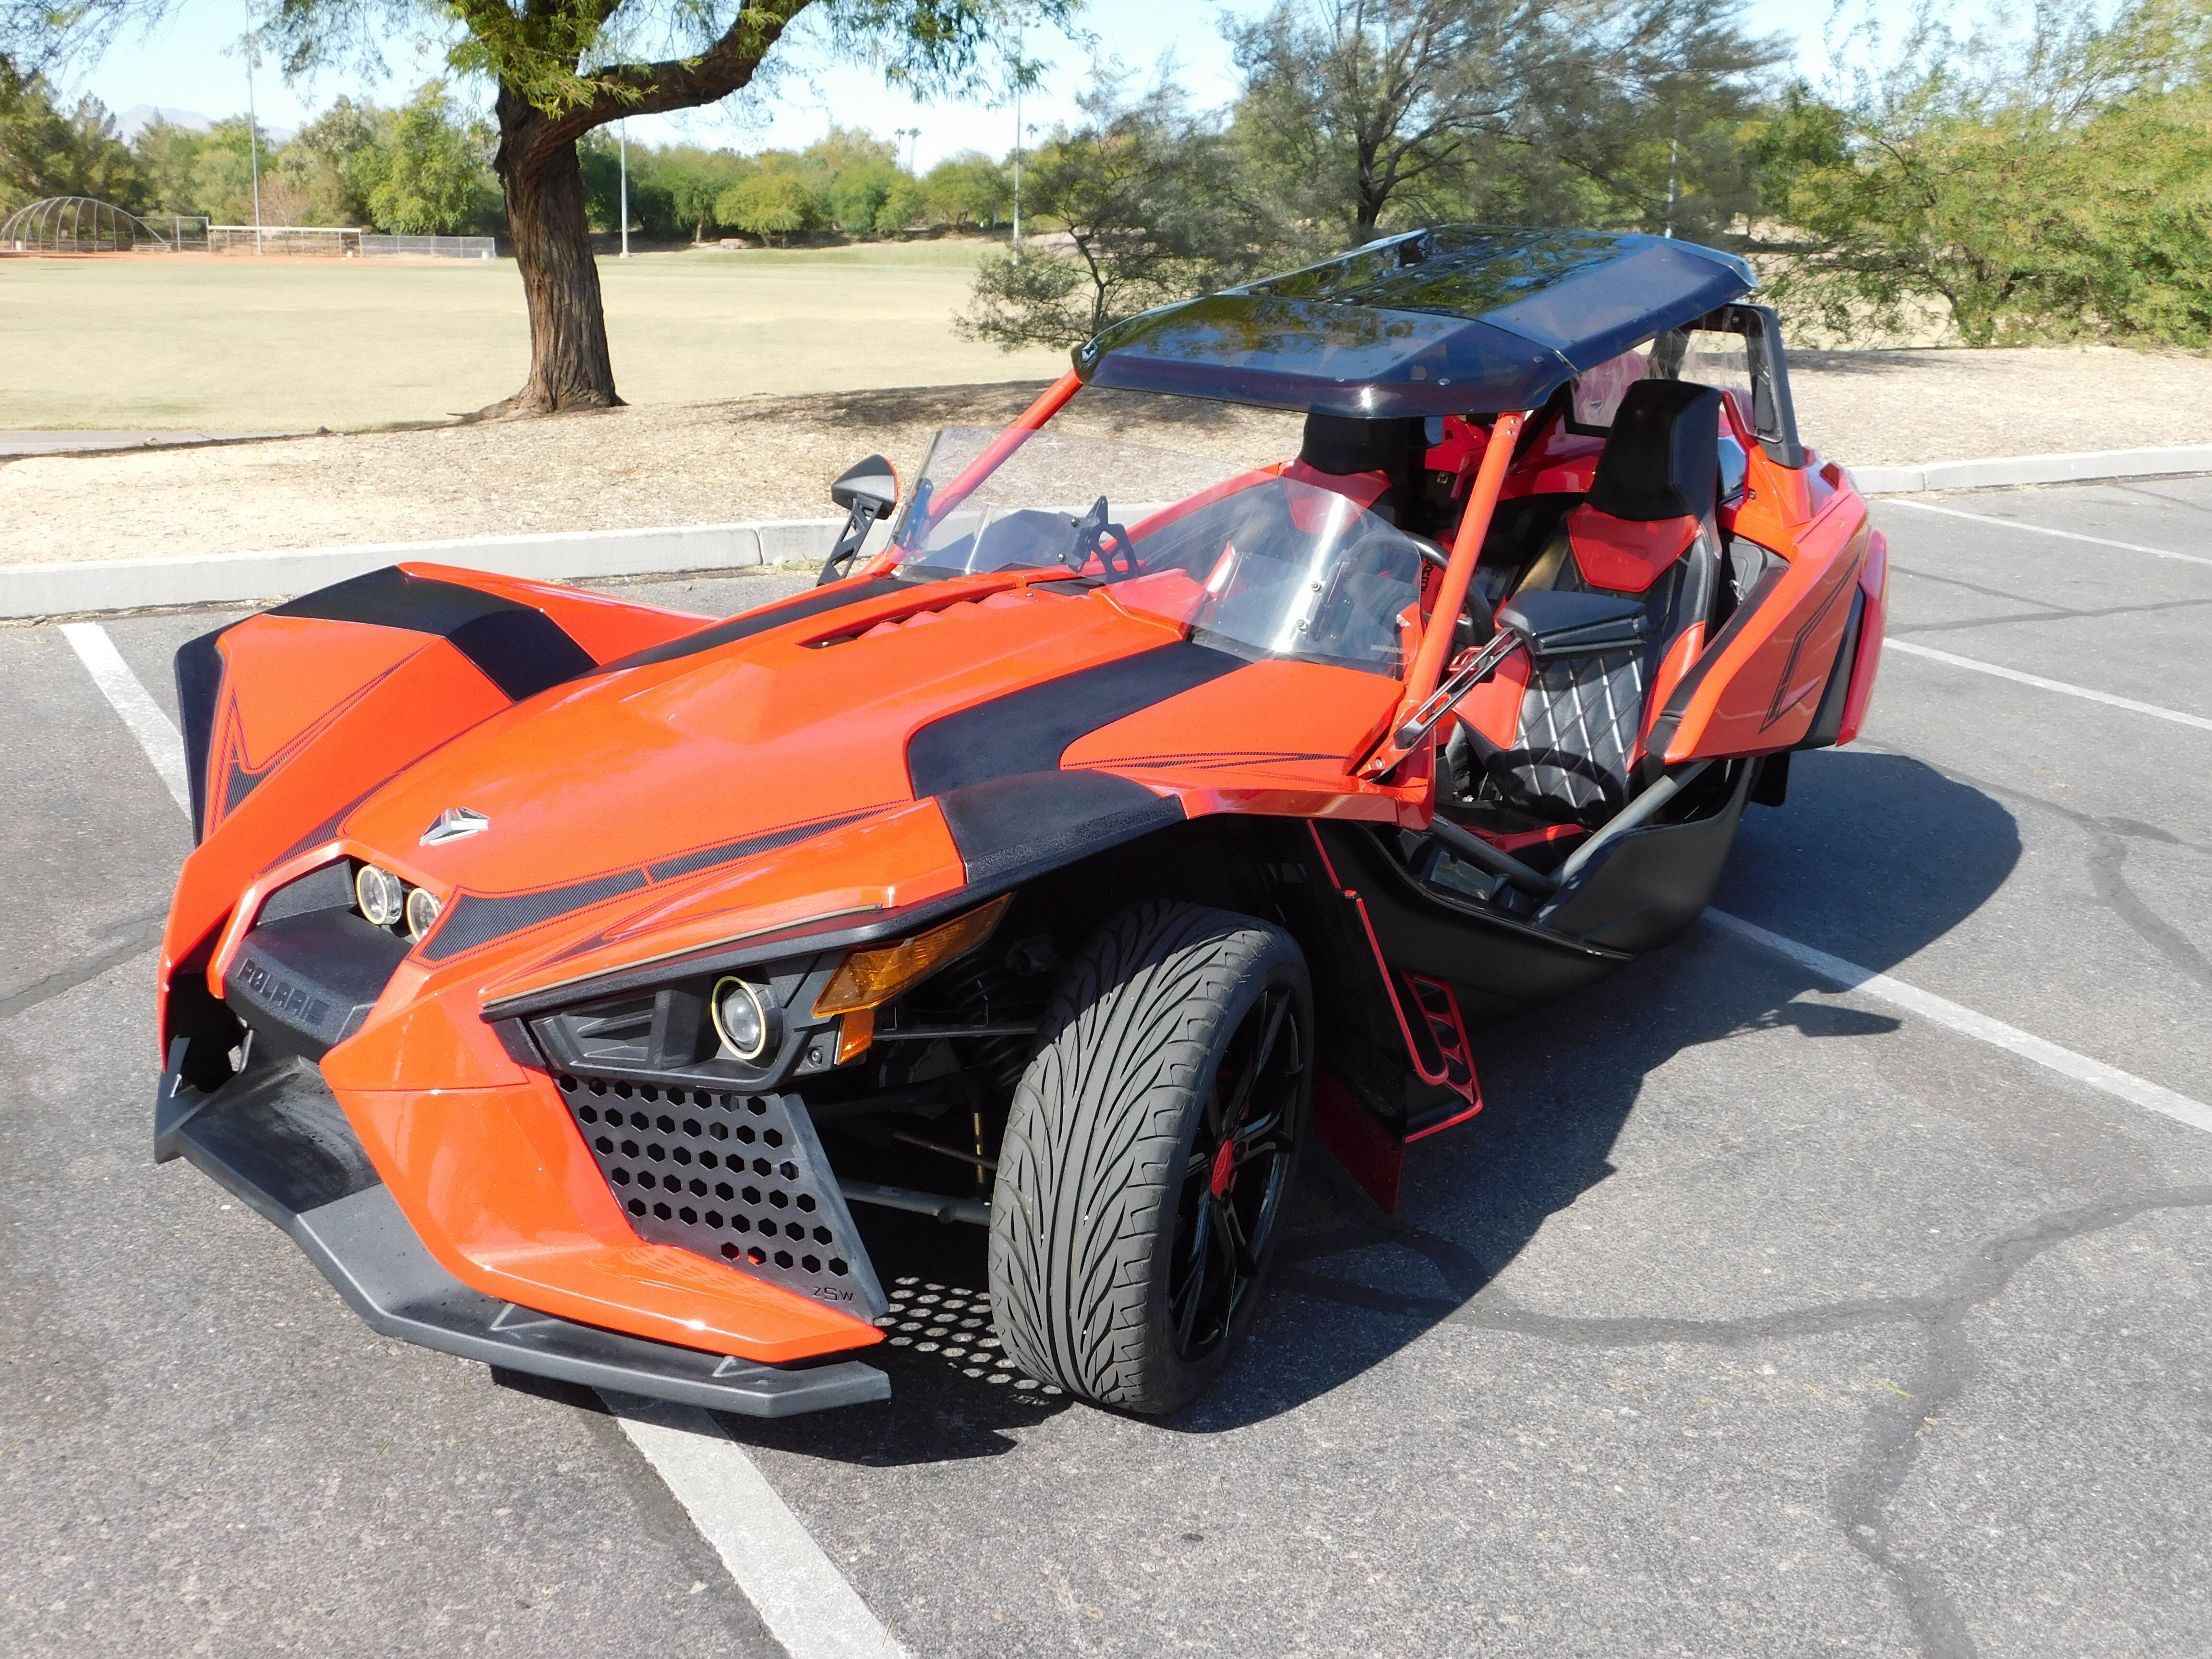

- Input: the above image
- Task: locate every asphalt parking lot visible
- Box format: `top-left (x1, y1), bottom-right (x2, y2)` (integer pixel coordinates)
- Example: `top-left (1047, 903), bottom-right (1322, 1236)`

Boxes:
top-left (4, 475), bottom-right (2209, 1659)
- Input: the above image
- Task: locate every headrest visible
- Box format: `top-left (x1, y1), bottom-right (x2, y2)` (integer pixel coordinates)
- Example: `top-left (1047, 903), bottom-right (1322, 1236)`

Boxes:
top-left (1300, 413), bottom-right (1421, 478)
top-left (1586, 381), bottom-right (1723, 523)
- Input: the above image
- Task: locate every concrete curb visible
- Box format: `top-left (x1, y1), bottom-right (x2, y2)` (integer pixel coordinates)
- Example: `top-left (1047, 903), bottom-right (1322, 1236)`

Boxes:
top-left (1849, 445), bottom-right (2212, 495)
top-left (8, 444), bottom-right (2211, 619)
top-left (0, 517), bottom-right (849, 619)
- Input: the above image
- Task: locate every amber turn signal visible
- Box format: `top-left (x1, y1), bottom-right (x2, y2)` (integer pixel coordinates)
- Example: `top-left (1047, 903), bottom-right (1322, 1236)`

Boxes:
top-left (812, 894), bottom-right (1013, 1018)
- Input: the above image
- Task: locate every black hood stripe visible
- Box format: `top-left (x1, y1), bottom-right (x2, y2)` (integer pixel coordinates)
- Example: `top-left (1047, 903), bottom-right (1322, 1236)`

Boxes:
top-left (595, 576), bottom-right (908, 673)
top-left (271, 567), bottom-right (595, 702)
top-left (906, 642), bottom-right (1248, 798)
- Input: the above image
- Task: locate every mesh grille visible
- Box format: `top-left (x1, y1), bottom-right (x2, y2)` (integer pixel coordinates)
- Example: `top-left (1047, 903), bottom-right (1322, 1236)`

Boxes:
top-left (555, 1072), bottom-right (887, 1322)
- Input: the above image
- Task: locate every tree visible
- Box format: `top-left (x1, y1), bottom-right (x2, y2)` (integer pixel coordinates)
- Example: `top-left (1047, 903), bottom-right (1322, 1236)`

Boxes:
top-left (1225, 0), bottom-right (1782, 242)
top-left (824, 154), bottom-right (900, 232)
top-left (369, 81), bottom-right (500, 233)
top-left (651, 144), bottom-right (753, 239)
top-left (716, 168), bottom-right (811, 242)
top-left (962, 74), bottom-right (1262, 348)
top-left (922, 147), bottom-right (1010, 227)
top-left (1756, 0), bottom-right (2212, 346)
top-left (281, 95), bottom-right (393, 225)
top-left (0, 53), bottom-right (144, 213)
top-left (6, 0), bottom-right (1060, 414)
top-left (186, 117), bottom-right (263, 222)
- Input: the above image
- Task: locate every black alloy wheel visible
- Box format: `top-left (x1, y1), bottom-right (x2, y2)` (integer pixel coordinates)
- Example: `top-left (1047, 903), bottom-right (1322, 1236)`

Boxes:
top-left (1167, 984), bottom-right (1303, 1364)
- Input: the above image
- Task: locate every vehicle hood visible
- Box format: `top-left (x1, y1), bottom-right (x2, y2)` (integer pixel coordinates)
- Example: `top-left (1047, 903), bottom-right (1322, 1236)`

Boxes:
top-left (339, 575), bottom-right (1193, 959)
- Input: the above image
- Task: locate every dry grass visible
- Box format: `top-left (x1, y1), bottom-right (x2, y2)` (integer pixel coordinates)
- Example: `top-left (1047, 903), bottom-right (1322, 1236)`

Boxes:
top-left (6, 343), bottom-right (2212, 565)
top-left (0, 243), bottom-right (1063, 432)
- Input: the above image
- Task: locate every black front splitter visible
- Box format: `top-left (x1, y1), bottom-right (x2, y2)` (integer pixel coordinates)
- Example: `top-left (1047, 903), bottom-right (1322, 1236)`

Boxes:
top-left (154, 1047), bottom-right (890, 1418)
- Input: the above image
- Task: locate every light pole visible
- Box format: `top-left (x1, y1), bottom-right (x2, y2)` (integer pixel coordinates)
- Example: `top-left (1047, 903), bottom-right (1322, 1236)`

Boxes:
top-left (243, 0), bottom-right (263, 253)
top-left (1010, 4), bottom-right (1024, 247)
top-left (619, 121), bottom-right (630, 257)
top-left (897, 126), bottom-right (920, 176)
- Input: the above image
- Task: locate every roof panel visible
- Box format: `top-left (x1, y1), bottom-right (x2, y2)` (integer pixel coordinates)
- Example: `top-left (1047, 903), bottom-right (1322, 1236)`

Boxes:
top-left (1073, 225), bottom-right (1756, 418)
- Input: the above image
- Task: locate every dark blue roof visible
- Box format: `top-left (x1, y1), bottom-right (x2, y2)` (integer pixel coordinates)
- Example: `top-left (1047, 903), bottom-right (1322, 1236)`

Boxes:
top-left (1072, 226), bottom-right (1756, 418)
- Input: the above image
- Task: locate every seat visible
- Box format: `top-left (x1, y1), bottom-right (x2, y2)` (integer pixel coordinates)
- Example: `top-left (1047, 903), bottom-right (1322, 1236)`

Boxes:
top-left (1456, 380), bottom-right (1725, 826)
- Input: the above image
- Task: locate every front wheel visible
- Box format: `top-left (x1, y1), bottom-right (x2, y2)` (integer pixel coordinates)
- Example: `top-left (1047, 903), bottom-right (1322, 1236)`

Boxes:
top-left (988, 900), bottom-right (1311, 1414)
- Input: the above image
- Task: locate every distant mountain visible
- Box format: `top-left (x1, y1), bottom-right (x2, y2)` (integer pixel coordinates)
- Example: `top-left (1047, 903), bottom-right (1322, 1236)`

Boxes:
top-left (116, 104), bottom-right (214, 139)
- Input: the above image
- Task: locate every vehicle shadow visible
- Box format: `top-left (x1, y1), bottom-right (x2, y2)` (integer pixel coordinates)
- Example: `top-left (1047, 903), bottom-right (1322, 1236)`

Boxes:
top-left (1177, 745), bottom-right (2020, 1432)
top-left (703, 746), bottom-right (2016, 1458)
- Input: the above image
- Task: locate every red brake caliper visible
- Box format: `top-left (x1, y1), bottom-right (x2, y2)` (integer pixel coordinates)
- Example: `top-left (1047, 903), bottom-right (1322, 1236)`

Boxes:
top-left (1209, 1136), bottom-right (1237, 1197)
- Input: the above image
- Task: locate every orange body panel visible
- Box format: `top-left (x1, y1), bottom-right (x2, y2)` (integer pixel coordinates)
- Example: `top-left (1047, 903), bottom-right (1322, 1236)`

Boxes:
top-left (337, 1078), bottom-right (880, 1360)
top-left (162, 359), bottom-right (1880, 1370)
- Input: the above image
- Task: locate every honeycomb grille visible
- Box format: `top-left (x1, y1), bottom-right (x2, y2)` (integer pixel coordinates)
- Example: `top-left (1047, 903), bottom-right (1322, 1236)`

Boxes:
top-left (555, 1072), bottom-right (887, 1322)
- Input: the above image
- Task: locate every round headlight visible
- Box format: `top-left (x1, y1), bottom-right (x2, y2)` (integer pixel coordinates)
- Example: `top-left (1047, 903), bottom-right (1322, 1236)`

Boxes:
top-left (710, 976), bottom-right (776, 1062)
top-left (404, 885), bottom-right (443, 942)
top-left (356, 864), bottom-right (405, 927)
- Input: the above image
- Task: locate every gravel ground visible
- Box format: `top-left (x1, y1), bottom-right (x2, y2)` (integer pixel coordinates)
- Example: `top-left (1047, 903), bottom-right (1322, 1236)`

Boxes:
top-left (3, 344), bottom-right (2208, 565)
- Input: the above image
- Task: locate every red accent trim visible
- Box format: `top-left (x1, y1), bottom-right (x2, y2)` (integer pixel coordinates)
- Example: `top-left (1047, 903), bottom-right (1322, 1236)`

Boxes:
top-left (1403, 975), bottom-right (1481, 1114)
top-left (1303, 824), bottom-right (1478, 1110)
top-left (1312, 1072), bottom-right (1404, 1213)
top-left (1305, 824), bottom-right (1447, 1093)
top-left (1565, 504), bottom-right (1700, 593)
top-left (1469, 820), bottom-right (1584, 855)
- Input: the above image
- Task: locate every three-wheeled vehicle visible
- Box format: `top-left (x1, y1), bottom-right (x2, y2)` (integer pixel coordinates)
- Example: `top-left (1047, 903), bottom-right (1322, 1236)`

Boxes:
top-left (155, 226), bottom-right (1886, 1416)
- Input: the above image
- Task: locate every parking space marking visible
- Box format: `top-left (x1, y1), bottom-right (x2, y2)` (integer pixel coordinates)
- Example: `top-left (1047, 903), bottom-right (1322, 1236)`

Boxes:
top-left (57, 625), bottom-right (894, 1659)
top-left (1707, 909), bottom-right (2212, 1137)
top-left (606, 1397), bottom-right (911, 1659)
top-left (1886, 639), bottom-right (2212, 732)
top-left (60, 623), bottom-right (193, 814)
top-left (1883, 496), bottom-right (2212, 567)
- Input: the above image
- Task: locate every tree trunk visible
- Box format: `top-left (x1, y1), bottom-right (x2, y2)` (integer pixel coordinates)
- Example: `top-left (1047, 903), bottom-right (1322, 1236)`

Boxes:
top-left (485, 92), bottom-right (621, 416)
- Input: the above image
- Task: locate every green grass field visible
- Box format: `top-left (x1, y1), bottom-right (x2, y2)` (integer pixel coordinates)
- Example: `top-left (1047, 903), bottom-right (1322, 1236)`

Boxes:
top-left (0, 242), bottom-right (1065, 431)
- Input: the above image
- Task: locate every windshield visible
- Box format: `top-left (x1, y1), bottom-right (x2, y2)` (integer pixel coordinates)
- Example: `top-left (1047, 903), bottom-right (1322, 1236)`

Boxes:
top-left (890, 423), bottom-right (1436, 677)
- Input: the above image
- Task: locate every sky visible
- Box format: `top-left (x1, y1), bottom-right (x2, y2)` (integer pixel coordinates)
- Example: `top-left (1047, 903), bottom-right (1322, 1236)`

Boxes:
top-left (65, 0), bottom-right (1921, 172)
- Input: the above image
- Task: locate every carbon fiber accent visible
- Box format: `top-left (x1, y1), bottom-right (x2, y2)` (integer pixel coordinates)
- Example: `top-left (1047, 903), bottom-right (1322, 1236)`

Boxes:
top-left (555, 1072), bottom-right (886, 1322)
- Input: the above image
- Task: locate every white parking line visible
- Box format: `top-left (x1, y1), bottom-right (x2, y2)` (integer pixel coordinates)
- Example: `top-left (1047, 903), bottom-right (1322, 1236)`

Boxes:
top-left (608, 1398), bottom-right (911, 1658)
top-left (61, 621), bottom-right (905, 1659)
top-left (1887, 638), bottom-right (2212, 733)
top-left (60, 624), bottom-right (194, 814)
top-left (1882, 496), bottom-right (2212, 568)
top-left (1706, 909), bottom-right (2212, 1137)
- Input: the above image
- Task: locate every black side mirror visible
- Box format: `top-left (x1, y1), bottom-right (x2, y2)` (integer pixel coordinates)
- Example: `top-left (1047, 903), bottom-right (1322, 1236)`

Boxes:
top-left (1495, 589), bottom-right (1650, 660)
top-left (817, 454), bottom-right (899, 586)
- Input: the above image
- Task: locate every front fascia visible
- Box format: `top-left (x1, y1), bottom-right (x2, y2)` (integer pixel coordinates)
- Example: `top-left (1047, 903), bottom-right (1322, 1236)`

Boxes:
top-left (318, 981), bottom-right (883, 1363)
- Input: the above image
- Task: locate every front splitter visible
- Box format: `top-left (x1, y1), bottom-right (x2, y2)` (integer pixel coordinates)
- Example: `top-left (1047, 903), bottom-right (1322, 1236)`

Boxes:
top-left (155, 1047), bottom-right (890, 1418)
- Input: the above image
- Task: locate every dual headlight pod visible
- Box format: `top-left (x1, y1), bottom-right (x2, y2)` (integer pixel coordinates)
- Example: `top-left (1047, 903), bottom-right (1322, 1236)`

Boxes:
top-left (702, 894), bottom-right (1013, 1070)
top-left (355, 862), bottom-right (444, 943)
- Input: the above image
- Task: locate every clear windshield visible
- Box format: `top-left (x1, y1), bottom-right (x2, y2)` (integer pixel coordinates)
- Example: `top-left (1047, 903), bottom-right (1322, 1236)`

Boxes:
top-left (890, 424), bottom-right (1436, 677)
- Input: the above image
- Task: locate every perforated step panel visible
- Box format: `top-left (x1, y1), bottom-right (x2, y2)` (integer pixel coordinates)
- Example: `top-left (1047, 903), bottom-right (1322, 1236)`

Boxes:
top-left (555, 1073), bottom-right (888, 1323)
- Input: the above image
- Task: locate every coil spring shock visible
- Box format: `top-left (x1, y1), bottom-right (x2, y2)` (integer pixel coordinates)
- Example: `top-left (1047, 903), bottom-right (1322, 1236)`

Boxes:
top-left (935, 962), bottom-right (1039, 1097)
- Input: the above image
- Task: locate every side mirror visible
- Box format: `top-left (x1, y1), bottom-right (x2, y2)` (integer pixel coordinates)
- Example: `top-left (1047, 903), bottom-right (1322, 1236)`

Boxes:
top-left (1495, 589), bottom-right (1650, 660)
top-left (817, 455), bottom-right (899, 586)
top-left (830, 455), bottom-right (898, 516)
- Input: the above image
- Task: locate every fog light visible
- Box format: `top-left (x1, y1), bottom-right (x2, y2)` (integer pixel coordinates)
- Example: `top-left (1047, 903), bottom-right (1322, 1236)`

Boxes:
top-left (405, 885), bottom-right (443, 942)
top-left (356, 864), bottom-right (404, 926)
top-left (710, 976), bottom-right (777, 1062)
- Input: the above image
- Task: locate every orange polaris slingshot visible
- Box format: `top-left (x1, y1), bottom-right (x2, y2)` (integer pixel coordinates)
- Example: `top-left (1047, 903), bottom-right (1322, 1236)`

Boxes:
top-left (156, 227), bottom-right (1887, 1417)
